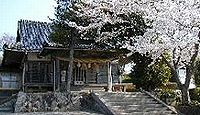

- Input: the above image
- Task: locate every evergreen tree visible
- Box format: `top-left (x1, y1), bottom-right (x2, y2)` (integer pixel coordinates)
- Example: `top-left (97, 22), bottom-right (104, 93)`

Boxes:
top-left (50, 0), bottom-right (89, 92)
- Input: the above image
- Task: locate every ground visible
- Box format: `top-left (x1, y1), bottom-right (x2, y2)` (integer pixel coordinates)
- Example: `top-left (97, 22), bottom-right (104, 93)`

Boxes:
top-left (1, 111), bottom-right (102, 115)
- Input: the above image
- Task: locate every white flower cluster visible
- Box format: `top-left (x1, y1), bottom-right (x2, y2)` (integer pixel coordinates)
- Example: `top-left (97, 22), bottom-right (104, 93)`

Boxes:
top-left (132, 0), bottom-right (200, 65)
top-left (62, 0), bottom-right (200, 65)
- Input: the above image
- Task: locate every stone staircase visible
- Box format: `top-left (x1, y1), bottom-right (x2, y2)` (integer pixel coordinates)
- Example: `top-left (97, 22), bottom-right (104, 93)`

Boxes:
top-left (71, 84), bottom-right (106, 92)
top-left (97, 91), bottom-right (177, 115)
top-left (0, 91), bottom-right (178, 114)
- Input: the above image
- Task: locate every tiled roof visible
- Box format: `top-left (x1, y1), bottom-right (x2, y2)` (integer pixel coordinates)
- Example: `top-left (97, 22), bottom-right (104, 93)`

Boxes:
top-left (4, 20), bottom-right (113, 52)
top-left (18, 20), bottom-right (52, 51)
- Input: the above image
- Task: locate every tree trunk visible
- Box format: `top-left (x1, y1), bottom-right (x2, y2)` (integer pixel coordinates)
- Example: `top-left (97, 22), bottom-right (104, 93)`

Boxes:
top-left (66, 30), bottom-right (75, 92)
top-left (181, 85), bottom-right (190, 105)
top-left (161, 55), bottom-right (190, 105)
top-left (161, 32), bottom-right (200, 105)
top-left (66, 43), bottom-right (74, 92)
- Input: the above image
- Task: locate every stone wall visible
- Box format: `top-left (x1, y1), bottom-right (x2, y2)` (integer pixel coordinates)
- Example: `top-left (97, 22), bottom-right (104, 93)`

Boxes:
top-left (14, 92), bottom-right (81, 113)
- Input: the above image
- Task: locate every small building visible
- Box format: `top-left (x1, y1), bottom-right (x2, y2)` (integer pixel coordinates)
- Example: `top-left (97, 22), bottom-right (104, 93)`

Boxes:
top-left (1, 20), bottom-right (127, 92)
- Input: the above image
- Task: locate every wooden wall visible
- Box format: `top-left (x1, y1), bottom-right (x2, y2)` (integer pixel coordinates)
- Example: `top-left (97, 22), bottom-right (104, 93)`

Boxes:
top-left (0, 72), bottom-right (21, 89)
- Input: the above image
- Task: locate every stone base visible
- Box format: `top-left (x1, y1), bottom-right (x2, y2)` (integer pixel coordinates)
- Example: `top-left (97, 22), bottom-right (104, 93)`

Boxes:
top-left (14, 91), bottom-right (81, 113)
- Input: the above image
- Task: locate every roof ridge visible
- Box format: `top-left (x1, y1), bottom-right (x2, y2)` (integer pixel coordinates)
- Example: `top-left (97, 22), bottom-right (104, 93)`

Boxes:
top-left (18, 19), bottom-right (51, 25)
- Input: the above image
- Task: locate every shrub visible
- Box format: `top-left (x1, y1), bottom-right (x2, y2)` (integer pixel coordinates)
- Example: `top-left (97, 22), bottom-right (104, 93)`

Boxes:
top-left (129, 52), bottom-right (171, 91)
top-left (155, 88), bottom-right (181, 106)
top-left (190, 87), bottom-right (200, 102)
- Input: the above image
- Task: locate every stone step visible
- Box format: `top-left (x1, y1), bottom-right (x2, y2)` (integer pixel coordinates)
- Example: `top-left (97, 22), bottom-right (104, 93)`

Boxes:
top-left (81, 89), bottom-right (105, 92)
top-left (102, 97), bottom-right (157, 103)
top-left (112, 105), bottom-right (169, 113)
top-left (83, 87), bottom-right (105, 90)
top-left (97, 92), bottom-right (176, 114)
top-left (100, 95), bottom-right (151, 100)
top-left (107, 100), bottom-right (158, 105)
top-left (119, 111), bottom-right (175, 115)
top-left (108, 102), bottom-right (164, 107)
top-left (111, 104), bottom-right (167, 110)
top-left (99, 92), bottom-right (147, 98)
top-left (113, 108), bottom-right (172, 113)
top-left (0, 107), bottom-right (13, 112)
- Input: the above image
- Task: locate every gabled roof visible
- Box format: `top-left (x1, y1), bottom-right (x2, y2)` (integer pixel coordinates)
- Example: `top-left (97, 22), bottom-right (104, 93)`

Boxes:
top-left (17, 20), bottom-right (52, 51)
top-left (4, 20), bottom-right (114, 52)
top-left (2, 20), bottom-right (130, 67)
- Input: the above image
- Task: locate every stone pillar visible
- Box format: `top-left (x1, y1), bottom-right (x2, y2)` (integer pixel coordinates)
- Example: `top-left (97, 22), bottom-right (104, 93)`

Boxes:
top-left (107, 62), bottom-right (112, 92)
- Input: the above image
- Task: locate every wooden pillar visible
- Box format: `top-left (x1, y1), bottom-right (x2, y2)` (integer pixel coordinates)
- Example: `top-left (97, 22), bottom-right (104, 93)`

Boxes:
top-left (53, 60), bottom-right (56, 91)
top-left (22, 62), bottom-right (26, 92)
top-left (56, 59), bottom-right (60, 91)
top-left (107, 62), bottom-right (112, 92)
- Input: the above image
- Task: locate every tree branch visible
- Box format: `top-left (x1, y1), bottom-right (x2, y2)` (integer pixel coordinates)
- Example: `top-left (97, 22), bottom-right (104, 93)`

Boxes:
top-left (161, 54), bottom-right (182, 89)
top-left (185, 31), bottom-right (200, 88)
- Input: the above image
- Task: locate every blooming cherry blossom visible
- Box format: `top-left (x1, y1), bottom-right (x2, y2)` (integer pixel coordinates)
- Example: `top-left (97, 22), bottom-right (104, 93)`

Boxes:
top-left (57, 0), bottom-right (200, 104)
top-left (79, 0), bottom-right (200, 104)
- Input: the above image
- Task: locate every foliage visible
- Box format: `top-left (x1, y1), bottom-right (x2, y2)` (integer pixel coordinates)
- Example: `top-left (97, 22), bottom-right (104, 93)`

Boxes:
top-left (94, 12), bottom-right (150, 49)
top-left (155, 88), bottom-right (181, 106)
top-left (122, 74), bottom-right (132, 83)
top-left (159, 89), bottom-right (176, 99)
top-left (189, 100), bottom-right (200, 108)
top-left (194, 59), bottom-right (200, 86)
top-left (190, 87), bottom-right (200, 102)
top-left (50, 1), bottom-right (84, 46)
top-left (129, 52), bottom-right (171, 91)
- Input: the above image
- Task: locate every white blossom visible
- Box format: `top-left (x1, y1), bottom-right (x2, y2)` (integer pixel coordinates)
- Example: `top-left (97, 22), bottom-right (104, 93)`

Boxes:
top-left (131, 0), bottom-right (200, 66)
top-left (68, 0), bottom-right (200, 66)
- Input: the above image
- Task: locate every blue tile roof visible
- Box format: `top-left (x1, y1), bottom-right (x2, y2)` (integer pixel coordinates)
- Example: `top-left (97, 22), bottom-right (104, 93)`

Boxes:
top-left (4, 20), bottom-right (114, 52)
top-left (18, 20), bottom-right (52, 51)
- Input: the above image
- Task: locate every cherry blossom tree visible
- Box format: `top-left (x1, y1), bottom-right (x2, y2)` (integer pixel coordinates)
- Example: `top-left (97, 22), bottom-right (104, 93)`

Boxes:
top-left (133, 0), bottom-right (200, 105)
top-left (54, 0), bottom-right (200, 104)
top-left (77, 0), bottom-right (200, 105)
top-left (0, 33), bottom-right (15, 58)
top-left (0, 33), bottom-right (15, 51)
top-left (51, 0), bottom-right (148, 92)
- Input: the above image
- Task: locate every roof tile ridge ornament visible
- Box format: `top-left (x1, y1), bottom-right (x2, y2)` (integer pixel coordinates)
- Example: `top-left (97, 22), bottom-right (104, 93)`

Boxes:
top-left (19, 19), bottom-right (48, 24)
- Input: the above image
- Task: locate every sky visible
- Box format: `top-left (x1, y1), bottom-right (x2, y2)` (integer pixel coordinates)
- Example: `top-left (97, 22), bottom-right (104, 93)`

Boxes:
top-left (0, 0), bottom-right (56, 37)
